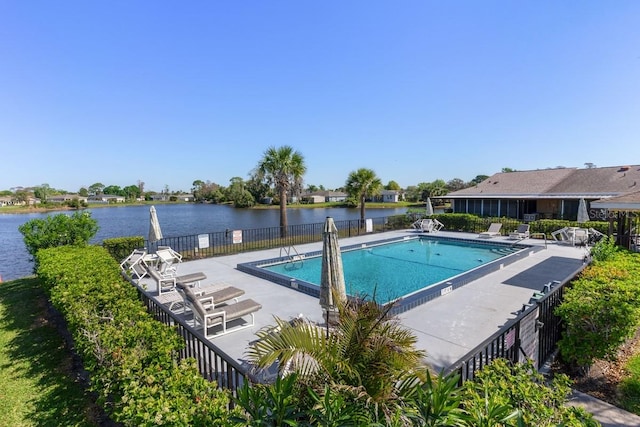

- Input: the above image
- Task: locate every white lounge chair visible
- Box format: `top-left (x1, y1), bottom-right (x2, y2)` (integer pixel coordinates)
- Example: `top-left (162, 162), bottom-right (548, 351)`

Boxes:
top-left (509, 224), bottom-right (530, 240)
top-left (173, 282), bottom-right (245, 313)
top-left (120, 249), bottom-right (151, 282)
top-left (147, 266), bottom-right (207, 295)
top-left (413, 218), bottom-right (444, 233)
top-left (479, 223), bottom-right (502, 238)
top-left (182, 284), bottom-right (262, 338)
top-left (431, 219), bottom-right (444, 233)
top-left (552, 227), bottom-right (588, 246)
top-left (155, 246), bottom-right (183, 276)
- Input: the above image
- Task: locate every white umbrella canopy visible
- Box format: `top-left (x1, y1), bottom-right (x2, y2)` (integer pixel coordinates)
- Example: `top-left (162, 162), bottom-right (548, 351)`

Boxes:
top-left (319, 217), bottom-right (347, 325)
top-left (577, 198), bottom-right (590, 224)
top-left (149, 205), bottom-right (163, 243)
top-left (425, 197), bottom-right (434, 217)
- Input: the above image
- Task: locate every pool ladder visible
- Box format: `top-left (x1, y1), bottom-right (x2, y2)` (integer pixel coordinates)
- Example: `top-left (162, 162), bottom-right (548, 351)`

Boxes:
top-left (280, 246), bottom-right (304, 270)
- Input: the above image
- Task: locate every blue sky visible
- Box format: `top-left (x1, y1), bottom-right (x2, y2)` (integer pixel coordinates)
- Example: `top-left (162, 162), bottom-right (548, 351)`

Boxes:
top-left (1, 1), bottom-right (639, 193)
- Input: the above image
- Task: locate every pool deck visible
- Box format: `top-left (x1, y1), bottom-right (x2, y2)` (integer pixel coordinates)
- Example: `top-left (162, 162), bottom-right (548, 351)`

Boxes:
top-left (138, 229), bottom-right (589, 372)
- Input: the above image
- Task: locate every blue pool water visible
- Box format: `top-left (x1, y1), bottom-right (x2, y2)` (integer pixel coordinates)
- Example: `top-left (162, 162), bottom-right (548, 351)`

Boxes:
top-left (264, 237), bottom-right (521, 304)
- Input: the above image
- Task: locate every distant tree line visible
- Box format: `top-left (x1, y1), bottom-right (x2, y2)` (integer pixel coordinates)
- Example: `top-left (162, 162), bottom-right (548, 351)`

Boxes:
top-left (3, 153), bottom-right (515, 214)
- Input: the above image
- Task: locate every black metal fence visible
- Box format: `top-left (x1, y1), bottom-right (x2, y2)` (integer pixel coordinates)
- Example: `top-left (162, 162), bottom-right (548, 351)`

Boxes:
top-left (132, 213), bottom-right (591, 394)
top-left (445, 273), bottom-right (578, 384)
top-left (148, 215), bottom-right (410, 260)
top-left (137, 284), bottom-right (251, 396)
top-left (146, 213), bottom-right (610, 263)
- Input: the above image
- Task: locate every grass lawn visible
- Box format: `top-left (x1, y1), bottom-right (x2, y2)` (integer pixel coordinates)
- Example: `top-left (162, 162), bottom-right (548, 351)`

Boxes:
top-left (0, 278), bottom-right (100, 426)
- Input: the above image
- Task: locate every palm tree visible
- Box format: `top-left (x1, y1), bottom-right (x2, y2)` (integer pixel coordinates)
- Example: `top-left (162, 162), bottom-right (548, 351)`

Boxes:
top-left (256, 146), bottom-right (306, 238)
top-left (247, 298), bottom-right (426, 421)
top-left (345, 168), bottom-right (382, 227)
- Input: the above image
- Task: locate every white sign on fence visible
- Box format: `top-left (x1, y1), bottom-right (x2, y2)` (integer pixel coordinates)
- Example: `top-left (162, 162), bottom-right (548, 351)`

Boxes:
top-left (365, 218), bottom-right (373, 233)
top-left (198, 234), bottom-right (210, 249)
top-left (232, 230), bottom-right (242, 244)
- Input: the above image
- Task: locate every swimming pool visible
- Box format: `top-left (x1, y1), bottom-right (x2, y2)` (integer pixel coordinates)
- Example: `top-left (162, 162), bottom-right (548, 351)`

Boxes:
top-left (237, 235), bottom-right (537, 314)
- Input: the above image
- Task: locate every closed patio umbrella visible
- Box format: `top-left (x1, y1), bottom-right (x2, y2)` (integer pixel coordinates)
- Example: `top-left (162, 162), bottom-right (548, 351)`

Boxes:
top-left (426, 197), bottom-right (434, 217)
top-left (149, 206), bottom-right (163, 251)
top-left (319, 217), bottom-right (347, 329)
top-left (577, 198), bottom-right (590, 224)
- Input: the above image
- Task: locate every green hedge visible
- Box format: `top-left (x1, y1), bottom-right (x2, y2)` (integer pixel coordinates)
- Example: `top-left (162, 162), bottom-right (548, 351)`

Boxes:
top-left (36, 245), bottom-right (236, 426)
top-left (427, 213), bottom-right (610, 237)
top-left (556, 248), bottom-right (640, 371)
top-left (103, 236), bottom-right (145, 262)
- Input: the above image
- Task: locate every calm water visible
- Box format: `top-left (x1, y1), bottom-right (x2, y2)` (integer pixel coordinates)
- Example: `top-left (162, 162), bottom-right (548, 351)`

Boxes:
top-left (0, 204), bottom-right (408, 281)
top-left (265, 237), bottom-right (518, 304)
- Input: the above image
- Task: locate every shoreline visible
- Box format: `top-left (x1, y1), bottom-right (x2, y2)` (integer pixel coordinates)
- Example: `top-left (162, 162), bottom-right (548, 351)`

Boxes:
top-left (1, 201), bottom-right (426, 215)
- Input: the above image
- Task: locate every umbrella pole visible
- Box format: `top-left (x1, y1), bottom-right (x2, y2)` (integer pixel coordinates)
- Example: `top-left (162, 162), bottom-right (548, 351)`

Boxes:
top-left (326, 310), bottom-right (329, 339)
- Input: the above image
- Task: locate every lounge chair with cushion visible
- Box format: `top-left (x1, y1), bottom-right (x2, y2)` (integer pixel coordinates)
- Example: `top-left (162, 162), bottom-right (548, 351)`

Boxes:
top-left (479, 223), bottom-right (502, 238)
top-left (173, 282), bottom-right (245, 312)
top-left (147, 266), bottom-right (207, 295)
top-left (508, 224), bottom-right (530, 240)
top-left (182, 284), bottom-right (262, 338)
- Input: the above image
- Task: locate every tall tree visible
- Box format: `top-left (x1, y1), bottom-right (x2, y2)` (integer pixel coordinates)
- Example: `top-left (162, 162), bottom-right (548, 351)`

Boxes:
top-left (345, 168), bottom-right (382, 226)
top-left (446, 178), bottom-right (466, 192)
top-left (192, 179), bottom-right (205, 201)
top-left (385, 180), bottom-right (401, 191)
top-left (103, 185), bottom-right (123, 196)
top-left (256, 146), bottom-right (306, 237)
top-left (423, 179), bottom-right (447, 200)
top-left (123, 185), bottom-right (141, 200)
top-left (33, 183), bottom-right (51, 203)
top-left (469, 174), bottom-right (489, 186)
top-left (88, 182), bottom-right (104, 195)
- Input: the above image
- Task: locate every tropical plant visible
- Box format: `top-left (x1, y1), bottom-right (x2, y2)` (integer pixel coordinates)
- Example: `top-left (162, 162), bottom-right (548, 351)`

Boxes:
top-left (345, 168), bottom-right (382, 226)
top-left (460, 358), bottom-right (599, 426)
top-left (247, 298), bottom-right (425, 422)
top-left (400, 370), bottom-right (466, 426)
top-left (233, 373), bottom-right (304, 426)
top-left (255, 145), bottom-right (306, 237)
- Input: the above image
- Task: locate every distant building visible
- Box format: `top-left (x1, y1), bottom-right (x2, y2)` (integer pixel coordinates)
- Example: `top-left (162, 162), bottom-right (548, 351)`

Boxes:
top-left (377, 190), bottom-right (402, 203)
top-left (440, 165), bottom-right (640, 221)
top-left (88, 195), bottom-right (126, 203)
top-left (0, 196), bottom-right (39, 206)
top-left (301, 191), bottom-right (348, 203)
top-left (48, 194), bottom-right (88, 204)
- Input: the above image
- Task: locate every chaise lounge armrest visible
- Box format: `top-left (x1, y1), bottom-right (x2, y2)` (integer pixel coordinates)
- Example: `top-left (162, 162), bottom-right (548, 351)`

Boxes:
top-left (200, 298), bottom-right (262, 337)
top-left (147, 267), bottom-right (206, 294)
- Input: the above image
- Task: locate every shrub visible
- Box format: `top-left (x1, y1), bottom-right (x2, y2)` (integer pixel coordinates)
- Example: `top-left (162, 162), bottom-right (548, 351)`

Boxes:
top-left (103, 236), bottom-right (145, 262)
top-left (461, 358), bottom-right (599, 426)
top-left (556, 251), bottom-right (640, 371)
top-left (35, 245), bottom-right (234, 425)
top-left (19, 211), bottom-right (99, 258)
top-left (590, 235), bottom-right (618, 262)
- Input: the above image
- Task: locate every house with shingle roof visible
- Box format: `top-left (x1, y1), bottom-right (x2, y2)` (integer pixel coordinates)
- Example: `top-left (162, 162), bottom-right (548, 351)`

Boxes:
top-left (441, 165), bottom-right (640, 221)
top-left (48, 194), bottom-right (88, 203)
top-left (301, 191), bottom-right (348, 203)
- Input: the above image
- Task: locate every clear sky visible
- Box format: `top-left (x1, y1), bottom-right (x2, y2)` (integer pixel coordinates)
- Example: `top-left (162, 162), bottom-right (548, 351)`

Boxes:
top-left (1, 1), bottom-right (639, 193)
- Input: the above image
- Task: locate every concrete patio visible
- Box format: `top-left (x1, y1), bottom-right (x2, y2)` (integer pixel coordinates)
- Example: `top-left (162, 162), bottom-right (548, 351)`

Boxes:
top-left (137, 229), bottom-right (589, 372)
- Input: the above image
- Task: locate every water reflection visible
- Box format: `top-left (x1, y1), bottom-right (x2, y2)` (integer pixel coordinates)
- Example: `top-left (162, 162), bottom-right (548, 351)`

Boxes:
top-left (0, 204), bottom-right (408, 281)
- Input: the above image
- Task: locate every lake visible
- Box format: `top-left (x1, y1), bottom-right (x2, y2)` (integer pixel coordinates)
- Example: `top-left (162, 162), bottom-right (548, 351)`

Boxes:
top-left (0, 204), bottom-right (410, 281)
